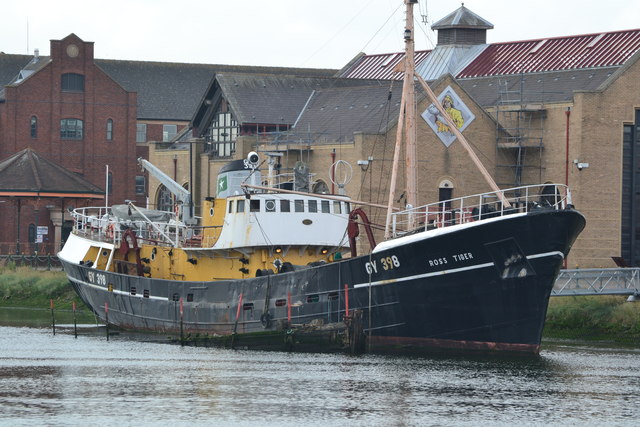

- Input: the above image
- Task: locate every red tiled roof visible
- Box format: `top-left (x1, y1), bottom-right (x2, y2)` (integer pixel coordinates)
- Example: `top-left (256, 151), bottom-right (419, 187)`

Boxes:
top-left (339, 50), bottom-right (431, 81)
top-left (458, 29), bottom-right (640, 78)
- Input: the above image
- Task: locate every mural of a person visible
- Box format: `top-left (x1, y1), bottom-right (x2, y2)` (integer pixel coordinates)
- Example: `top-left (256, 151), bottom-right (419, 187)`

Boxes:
top-left (434, 95), bottom-right (464, 134)
top-left (422, 86), bottom-right (475, 147)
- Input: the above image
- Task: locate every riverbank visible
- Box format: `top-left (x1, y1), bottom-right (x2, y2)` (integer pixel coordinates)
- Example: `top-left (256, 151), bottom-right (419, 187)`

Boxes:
top-left (1, 265), bottom-right (639, 343)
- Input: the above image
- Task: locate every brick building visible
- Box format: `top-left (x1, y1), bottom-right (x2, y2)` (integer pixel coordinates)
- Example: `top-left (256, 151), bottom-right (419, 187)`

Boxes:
top-left (0, 34), bottom-right (138, 253)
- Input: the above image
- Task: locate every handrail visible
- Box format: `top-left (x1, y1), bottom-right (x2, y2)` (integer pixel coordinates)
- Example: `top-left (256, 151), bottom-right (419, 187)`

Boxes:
top-left (390, 183), bottom-right (571, 237)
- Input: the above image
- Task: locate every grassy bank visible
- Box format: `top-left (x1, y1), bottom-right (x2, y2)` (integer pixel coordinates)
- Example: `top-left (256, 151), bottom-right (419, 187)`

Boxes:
top-left (1, 264), bottom-right (639, 344)
top-left (0, 264), bottom-right (82, 308)
top-left (544, 295), bottom-right (640, 344)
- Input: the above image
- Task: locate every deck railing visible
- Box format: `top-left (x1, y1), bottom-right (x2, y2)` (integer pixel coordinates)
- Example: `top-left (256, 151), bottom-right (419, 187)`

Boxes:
top-left (390, 184), bottom-right (572, 237)
top-left (71, 206), bottom-right (189, 248)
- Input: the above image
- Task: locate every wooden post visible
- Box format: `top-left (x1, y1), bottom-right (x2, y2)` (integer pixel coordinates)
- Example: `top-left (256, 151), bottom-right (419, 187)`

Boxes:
top-left (72, 301), bottom-right (77, 339)
top-left (50, 299), bottom-right (55, 336)
top-left (179, 297), bottom-right (184, 346)
top-left (344, 284), bottom-right (350, 318)
top-left (231, 293), bottom-right (243, 349)
top-left (105, 302), bottom-right (109, 341)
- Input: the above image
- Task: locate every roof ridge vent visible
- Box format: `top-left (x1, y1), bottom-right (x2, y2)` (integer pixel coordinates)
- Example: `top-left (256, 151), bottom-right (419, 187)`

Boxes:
top-left (586, 33), bottom-right (605, 49)
top-left (529, 39), bottom-right (547, 54)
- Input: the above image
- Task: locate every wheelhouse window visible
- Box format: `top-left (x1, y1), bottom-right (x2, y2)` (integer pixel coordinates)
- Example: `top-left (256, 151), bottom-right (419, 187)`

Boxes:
top-left (163, 124), bottom-right (177, 142)
top-left (294, 200), bottom-right (304, 212)
top-left (30, 116), bottom-right (37, 138)
top-left (106, 119), bottom-right (113, 140)
top-left (321, 200), bottom-right (330, 213)
top-left (136, 124), bottom-right (147, 142)
top-left (308, 200), bottom-right (318, 213)
top-left (61, 73), bottom-right (84, 92)
top-left (333, 201), bottom-right (341, 214)
top-left (280, 200), bottom-right (290, 212)
top-left (237, 199), bottom-right (245, 213)
top-left (60, 118), bottom-right (83, 140)
top-left (250, 200), bottom-right (260, 212)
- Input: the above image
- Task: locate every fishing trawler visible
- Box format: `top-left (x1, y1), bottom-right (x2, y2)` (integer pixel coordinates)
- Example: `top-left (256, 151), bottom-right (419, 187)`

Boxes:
top-left (58, 1), bottom-right (585, 354)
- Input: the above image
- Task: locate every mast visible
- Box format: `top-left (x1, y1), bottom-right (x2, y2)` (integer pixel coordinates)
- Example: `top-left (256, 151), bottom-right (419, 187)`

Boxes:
top-left (385, 0), bottom-right (419, 239)
top-left (385, 1), bottom-right (509, 238)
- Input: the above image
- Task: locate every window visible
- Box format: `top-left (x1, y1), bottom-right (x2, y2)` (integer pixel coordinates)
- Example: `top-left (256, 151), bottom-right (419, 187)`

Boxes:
top-left (308, 200), bottom-right (318, 213)
top-left (237, 199), bottom-right (245, 213)
top-left (280, 200), bottom-right (290, 212)
top-left (265, 199), bottom-right (276, 212)
top-left (60, 118), bottom-right (83, 139)
top-left (206, 111), bottom-right (238, 158)
top-left (28, 224), bottom-right (36, 243)
top-left (321, 200), bottom-right (330, 213)
top-left (295, 200), bottom-right (304, 212)
top-left (136, 124), bottom-right (147, 142)
top-left (250, 200), bottom-right (260, 212)
top-left (333, 201), bottom-right (341, 214)
top-left (163, 124), bottom-right (177, 142)
top-left (106, 119), bottom-right (113, 140)
top-left (135, 176), bottom-right (145, 195)
top-left (157, 185), bottom-right (173, 212)
top-left (30, 116), bottom-right (37, 138)
top-left (107, 172), bottom-right (113, 195)
top-left (61, 73), bottom-right (84, 91)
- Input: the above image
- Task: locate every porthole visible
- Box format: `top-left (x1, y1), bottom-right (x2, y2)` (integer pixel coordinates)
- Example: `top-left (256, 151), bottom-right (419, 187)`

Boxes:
top-left (210, 207), bottom-right (214, 217)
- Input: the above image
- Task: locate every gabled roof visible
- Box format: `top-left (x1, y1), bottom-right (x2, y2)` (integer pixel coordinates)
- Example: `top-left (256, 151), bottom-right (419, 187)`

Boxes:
top-left (0, 50), bottom-right (337, 120)
top-left (290, 80), bottom-right (406, 143)
top-left (191, 73), bottom-right (380, 135)
top-left (0, 149), bottom-right (104, 198)
top-left (216, 73), bottom-right (337, 125)
top-left (95, 60), bottom-right (337, 121)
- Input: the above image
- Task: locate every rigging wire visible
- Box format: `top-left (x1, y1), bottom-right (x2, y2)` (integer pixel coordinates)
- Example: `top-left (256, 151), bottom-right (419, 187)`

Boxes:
top-left (300, 0), bottom-right (378, 67)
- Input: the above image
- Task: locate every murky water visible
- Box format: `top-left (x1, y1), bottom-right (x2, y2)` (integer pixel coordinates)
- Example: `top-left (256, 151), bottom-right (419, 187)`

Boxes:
top-left (0, 326), bottom-right (638, 426)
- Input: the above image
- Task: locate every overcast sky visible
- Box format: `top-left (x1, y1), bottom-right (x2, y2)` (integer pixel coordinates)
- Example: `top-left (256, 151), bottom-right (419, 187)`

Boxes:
top-left (2, 0), bottom-right (639, 70)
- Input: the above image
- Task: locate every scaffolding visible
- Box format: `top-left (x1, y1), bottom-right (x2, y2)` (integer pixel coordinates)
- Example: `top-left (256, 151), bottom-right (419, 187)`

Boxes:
top-left (494, 75), bottom-right (545, 188)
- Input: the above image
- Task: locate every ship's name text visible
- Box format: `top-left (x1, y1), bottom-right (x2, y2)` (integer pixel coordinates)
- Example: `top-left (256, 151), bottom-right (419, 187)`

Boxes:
top-left (428, 252), bottom-right (474, 267)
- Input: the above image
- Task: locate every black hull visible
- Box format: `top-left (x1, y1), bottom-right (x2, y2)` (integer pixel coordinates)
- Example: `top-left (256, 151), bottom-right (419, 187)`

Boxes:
top-left (60, 209), bottom-right (585, 355)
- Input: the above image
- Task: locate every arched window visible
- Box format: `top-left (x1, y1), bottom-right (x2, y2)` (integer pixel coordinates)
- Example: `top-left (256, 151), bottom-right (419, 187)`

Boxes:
top-left (30, 116), bottom-right (37, 138)
top-left (106, 119), bottom-right (113, 140)
top-left (61, 73), bottom-right (84, 91)
top-left (60, 118), bottom-right (83, 140)
top-left (157, 185), bottom-right (173, 212)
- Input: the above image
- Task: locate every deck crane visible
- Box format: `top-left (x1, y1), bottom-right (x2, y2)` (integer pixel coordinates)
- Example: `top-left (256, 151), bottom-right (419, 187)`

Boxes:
top-left (137, 157), bottom-right (195, 225)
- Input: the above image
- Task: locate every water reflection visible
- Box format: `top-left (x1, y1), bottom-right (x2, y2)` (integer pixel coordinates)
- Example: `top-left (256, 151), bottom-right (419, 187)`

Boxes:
top-left (0, 327), bottom-right (638, 426)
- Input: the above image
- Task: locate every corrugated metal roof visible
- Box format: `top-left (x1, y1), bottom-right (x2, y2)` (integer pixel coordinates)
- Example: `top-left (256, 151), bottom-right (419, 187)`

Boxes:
top-left (415, 44), bottom-right (487, 80)
top-left (458, 29), bottom-right (640, 78)
top-left (341, 29), bottom-right (640, 82)
top-left (339, 50), bottom-right (431, 81)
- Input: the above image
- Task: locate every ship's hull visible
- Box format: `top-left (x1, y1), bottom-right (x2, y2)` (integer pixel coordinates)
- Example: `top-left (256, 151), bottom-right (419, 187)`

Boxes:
top-left (59, 208), bottom-right (585, 355)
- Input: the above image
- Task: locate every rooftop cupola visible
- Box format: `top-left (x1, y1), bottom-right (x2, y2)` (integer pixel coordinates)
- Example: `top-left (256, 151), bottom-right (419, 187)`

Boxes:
top-left (432, 3), bottom-right (493, 46)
